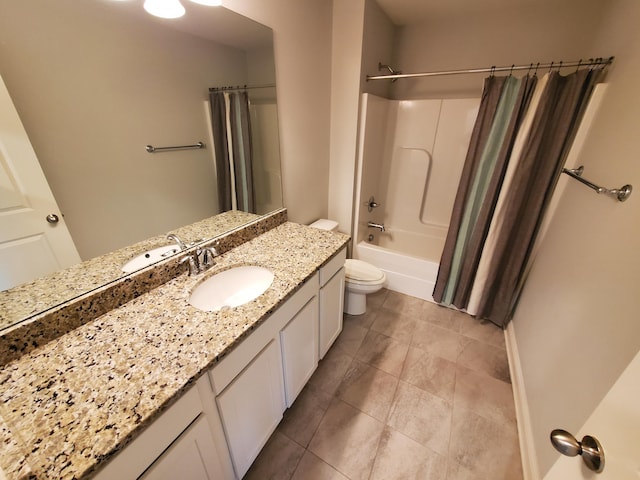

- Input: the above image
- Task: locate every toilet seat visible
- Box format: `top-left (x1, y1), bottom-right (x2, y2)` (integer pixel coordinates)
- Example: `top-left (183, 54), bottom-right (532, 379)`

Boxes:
top-left (343, 259), bottom-right (385, 315)
top-left (345, 259), bottom-right (385, 284)
top-left (307, 218), bottom-right (386, 316)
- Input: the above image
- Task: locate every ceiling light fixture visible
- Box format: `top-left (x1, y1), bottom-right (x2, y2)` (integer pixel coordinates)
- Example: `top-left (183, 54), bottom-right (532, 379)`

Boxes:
top-left (143, 0), bottom-right (186, 18)
top-left (142, 0), bottom-right (222, 19)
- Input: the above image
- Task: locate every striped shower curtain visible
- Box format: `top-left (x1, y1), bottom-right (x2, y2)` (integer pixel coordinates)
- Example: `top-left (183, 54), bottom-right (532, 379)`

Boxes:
top-left (433, 68), bottom-right (603, 327)
top-left (209, 91), bottom-right (256, 213)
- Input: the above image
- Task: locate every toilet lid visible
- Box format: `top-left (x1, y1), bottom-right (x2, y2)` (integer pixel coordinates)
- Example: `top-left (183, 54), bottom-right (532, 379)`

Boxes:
top-left (345, 259), bottom-right (385, 282)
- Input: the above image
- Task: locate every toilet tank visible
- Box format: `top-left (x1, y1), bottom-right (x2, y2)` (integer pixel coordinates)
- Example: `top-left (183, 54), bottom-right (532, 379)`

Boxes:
top-left (309, 219), bottom-right (339, 232)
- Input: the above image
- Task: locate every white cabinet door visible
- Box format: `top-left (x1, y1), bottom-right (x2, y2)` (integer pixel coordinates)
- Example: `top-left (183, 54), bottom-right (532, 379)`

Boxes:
top-left (280, 295), bottom-right (319, 407)
top-left (141, 416), bottom-right (224, 480)
top-left (94, 383), bottom-right (209, 480)
top-left (319, 267), bottom-right (345, 359)
top-left (217, 339), bottom-right (285, 478)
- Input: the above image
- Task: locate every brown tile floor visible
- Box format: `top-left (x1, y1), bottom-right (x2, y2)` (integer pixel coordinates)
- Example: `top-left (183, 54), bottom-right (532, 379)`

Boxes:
top-left (245, 289), bottom-right (523, 480)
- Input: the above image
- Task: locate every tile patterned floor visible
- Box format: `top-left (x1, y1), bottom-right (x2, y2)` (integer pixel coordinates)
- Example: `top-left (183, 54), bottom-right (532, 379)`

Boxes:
top-left (245, 289), bottom-right (523, 480)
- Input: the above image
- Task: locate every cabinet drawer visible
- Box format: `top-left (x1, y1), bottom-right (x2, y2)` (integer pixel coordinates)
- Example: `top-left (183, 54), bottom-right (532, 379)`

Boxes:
top-left (319, 247), bottom-right (346, 287)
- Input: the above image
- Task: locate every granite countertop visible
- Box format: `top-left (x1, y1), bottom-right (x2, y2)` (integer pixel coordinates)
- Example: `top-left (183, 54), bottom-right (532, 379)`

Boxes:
top-left (0, 222), bottom-right (350, 479)
top-left (0, 210), bottom-right (261, 331)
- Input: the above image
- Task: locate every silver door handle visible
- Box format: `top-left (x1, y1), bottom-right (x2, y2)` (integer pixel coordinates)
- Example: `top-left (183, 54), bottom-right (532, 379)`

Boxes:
top-left (46, 214), bottom-right (59, 224)
top-left (550, 429), bottom-right (604, 473)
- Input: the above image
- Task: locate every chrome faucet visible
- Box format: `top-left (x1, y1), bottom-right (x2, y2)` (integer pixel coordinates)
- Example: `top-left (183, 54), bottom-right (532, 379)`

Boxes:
top-left (167, 233), bottom-right (188, 250)
top-left (367, 221), bottom-right (385, 232)
top-left (199, 246), bottom-right (218, 270)
top-left (168, 233), bottom-right (219, 275)
top-left (180, 244), bottom-right (218, 276)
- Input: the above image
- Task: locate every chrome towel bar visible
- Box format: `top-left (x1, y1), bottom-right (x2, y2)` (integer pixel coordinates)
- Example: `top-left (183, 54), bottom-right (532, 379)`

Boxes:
top-left (145, 142), bottom-right (205, 153)
top-left (562, 165), bottom-right (632, 202)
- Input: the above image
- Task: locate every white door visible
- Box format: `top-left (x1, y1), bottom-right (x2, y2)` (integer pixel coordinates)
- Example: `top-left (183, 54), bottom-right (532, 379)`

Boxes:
top-left (544, 350), bottom-right (640, 479)
top-left (0, 74), bottom-right (80, 291)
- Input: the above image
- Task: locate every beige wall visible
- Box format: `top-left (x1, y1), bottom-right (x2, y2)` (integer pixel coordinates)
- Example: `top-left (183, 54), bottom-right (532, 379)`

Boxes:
top-left (326, 0), bottom-right (608, 235)
top-left (512, 0), bottom-right (640, 475)
top-left (361, 0), bottom-right (395, 99)
top-left (1, 0), bottom-right (332, 258)
top-left (327, 0), bottom-right (366, 234)
top-left (228, 0), bottom-right (333, 226)
top-left (0, 1), bottom-right (250, 260)
top-left (391, 0), bottom-right (608, 99)
top-left (328, 0), bottom-right (395, 235)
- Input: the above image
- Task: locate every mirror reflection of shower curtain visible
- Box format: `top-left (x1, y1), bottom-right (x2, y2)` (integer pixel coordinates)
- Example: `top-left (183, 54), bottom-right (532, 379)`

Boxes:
top-left (209, 91), bottom-right (256, 213)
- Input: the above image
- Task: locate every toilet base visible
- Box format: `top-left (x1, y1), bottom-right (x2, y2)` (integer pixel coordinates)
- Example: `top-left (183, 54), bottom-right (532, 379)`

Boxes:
top-left (344, 291), bottom-right (367, 316)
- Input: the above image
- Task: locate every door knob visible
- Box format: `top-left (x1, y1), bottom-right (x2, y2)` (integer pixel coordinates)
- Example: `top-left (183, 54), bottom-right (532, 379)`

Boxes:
top-left (46, 214), bottom-right (59, 224)
top-left (550, 429), bottom-right (604, 473)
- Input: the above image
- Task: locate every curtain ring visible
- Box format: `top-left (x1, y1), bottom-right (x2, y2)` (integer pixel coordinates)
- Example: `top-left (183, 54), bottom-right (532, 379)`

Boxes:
top-left (557, 60), bottom-right (563, 72)
top-left (490, 65), bottom-right (496, 77)
top-left (548, 61), bottom-right (554, 73)
top-left (509, 64), bottom-right (514, 76)
top-left (534, 62), bottom-right (540, 76)
top-left (575, 59), bottom-right (582, 72)
top-left (527, 63), bottom-right (533, 76)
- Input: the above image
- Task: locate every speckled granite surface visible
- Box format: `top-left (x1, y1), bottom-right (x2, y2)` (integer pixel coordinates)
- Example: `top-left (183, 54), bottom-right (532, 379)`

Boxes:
top-left (0, 222), bottom-right (350, 480)
top-left (0, 209), bottom-right (287, 366)
top-left (0, 210), bottom-right (262, 330)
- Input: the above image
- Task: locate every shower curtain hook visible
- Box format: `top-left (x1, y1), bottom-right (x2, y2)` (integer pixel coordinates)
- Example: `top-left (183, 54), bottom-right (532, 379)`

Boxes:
top-left (534, 62), bottom-right (540, 76)
top-left (509, 64), bottom-right (514, 76)
top-left (490, 65), bottom-right (496, 77)
top-left (527, 63), bottom-right (533, 76)
top-left (557, 60), bottom-right (563, 72)
top-left (575, 59), bottom-right (582, 72)
top-left (548, 61), bottom-right (554, 73)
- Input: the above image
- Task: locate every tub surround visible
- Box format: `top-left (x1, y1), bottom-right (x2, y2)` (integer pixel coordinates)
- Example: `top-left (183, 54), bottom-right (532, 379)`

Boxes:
top-left (351, 94), bottom-right (480, 303)
top-left (0, 220), bottom-right (350, 479)
top-left (0, 209), bottom-right (288, 366)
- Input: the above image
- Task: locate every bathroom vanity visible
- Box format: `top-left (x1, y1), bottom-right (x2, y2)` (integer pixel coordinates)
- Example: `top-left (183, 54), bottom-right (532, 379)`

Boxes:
top-left (0, 212), bottom-right (349, 479)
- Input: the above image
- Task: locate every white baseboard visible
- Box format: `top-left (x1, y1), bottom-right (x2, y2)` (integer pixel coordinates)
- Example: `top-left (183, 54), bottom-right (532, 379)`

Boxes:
top-left (504, 322), bottom-right (541, 480)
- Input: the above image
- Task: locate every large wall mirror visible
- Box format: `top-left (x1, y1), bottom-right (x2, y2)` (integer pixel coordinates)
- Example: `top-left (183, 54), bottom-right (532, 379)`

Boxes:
top-left (0, 0), bottom-right (283, 329)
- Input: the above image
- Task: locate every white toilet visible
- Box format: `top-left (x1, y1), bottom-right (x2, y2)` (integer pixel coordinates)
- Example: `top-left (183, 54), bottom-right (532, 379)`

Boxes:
top-left (309, 219), bottom-right (386, 315)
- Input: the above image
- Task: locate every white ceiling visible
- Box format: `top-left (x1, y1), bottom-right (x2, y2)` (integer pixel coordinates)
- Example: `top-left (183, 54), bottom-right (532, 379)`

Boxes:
top-left (375, 0), bottom-right (560, 25)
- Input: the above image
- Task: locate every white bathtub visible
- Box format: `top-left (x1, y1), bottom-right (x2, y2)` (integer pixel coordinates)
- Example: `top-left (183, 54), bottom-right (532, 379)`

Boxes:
top-left (355, 240), bottom-right (440, 303)
top-left (352, 94), bottom-right (477, 304)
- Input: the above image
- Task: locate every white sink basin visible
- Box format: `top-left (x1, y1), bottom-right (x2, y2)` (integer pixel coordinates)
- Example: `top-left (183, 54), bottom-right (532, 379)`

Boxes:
top-left (189, 266), bottom-right (274, 312)
top-left (122, 244), bottom-right (181, 273)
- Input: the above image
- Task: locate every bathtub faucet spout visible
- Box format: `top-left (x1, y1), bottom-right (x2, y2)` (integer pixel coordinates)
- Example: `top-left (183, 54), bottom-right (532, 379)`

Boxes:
top-left (367, 221), bottom-right (385, 232)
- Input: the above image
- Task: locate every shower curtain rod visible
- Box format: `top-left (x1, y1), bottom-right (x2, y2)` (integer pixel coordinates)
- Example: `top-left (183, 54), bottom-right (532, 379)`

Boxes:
top-left (366, 56), bottom-right (614, 81)
top-left (209, 83), bottom-right (275, 92)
